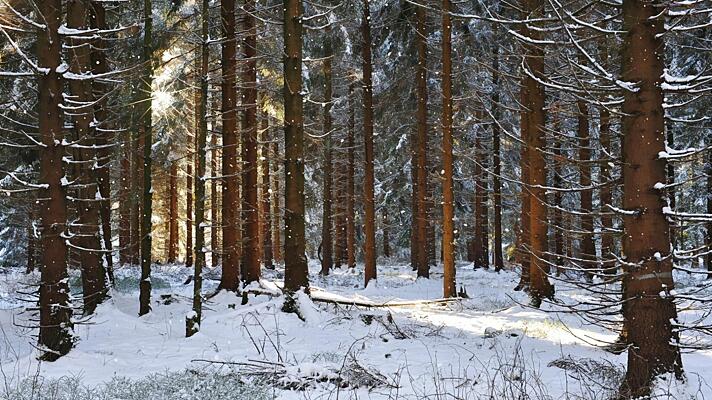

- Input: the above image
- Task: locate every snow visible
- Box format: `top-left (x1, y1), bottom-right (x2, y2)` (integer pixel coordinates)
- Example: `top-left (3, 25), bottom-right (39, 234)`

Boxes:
top-left (1, 262), bottom-right (711, 399)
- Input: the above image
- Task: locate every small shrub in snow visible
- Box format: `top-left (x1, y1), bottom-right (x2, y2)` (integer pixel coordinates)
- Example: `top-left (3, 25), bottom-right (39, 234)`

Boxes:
top-left (3, 368), bottom-right (271, 400)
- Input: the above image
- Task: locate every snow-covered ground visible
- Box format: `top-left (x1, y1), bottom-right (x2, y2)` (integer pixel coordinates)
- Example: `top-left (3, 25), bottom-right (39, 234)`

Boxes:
top-left (1, 261), bottom-right (711, 399)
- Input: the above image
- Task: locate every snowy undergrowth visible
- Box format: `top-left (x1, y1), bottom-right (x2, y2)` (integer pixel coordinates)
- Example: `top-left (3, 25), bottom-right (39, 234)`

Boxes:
top-left (1, 262), bottom-right (711, 399)
top-left (3, 367), bottom-right (270, 400)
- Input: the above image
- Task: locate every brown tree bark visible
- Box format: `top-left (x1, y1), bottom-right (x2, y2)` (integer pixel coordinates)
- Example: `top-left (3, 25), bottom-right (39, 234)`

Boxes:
top-left (282, 0), bottom-right (309, 295)
top-left (441, 0), bottom-right (456, 298)
top-left (241, 0), bottom-right (260, 284)
top-left (491, 39), bottom-right (505, 272)
top-left (67, 0), bottom-right (106, 315)
top-left (523, 0), bottom-right (553, 307)
top-left (168, 161), bottom-right (178, 263)
top-left (346, 82), bottom-right (357, 269)
top-left (37, 0), bottom-right (74, 361)
top-left (320, 54), bottom-right (334, 275)
top-left (138, 0), bottom-right (154, 316)
top-left (619, 0), bottom-right (683, 394)
top-left (220, 0), bottom-right (239, 290)
top-left (362, 0), bottom-right (377, 286)
top-left (261, 116), bottom-right (274, 269)
top-left (415, 6), bottom-right (430, 278)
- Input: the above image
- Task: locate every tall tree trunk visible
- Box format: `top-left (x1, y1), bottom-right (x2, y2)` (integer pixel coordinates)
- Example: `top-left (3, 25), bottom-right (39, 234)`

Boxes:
top-left (362, 0), bottom-right (377, 286)
top-left (707, 150), bottom-right (712, 278)
top-left (666, 123), bottom-right (677, 249)
top-left (334, 148), bottom-right (346, 267)
top-left (67, 0), bottom-right (106, 315)
top-left (261, 116), bottom-right (274, 269)
top-left (241, 0), bottom-right (260, 284)
top-left (524, 0), bottom-right (553, 307)
top-left (552, 104), bottom-right (565, 275)
top-left (598, 42), bottom-right (614, 273)
top-left (427, 165), bottom-right (437, 266)
top-left (220, 0), bottom-right (239, 290)
top-left (441, 0), bottom-right (456, 298)
top-left (282, 0), bottom-right (309, 295)
top-left (26, 205), bottom-right (36, 273)
top-left (473, 113), bottom-right (489, 269)
top-left (577, 75), bottom-right (596, 278)
top-left (187, 0), bottom-right (209, 337)
top-left (138, 0), bottom-right (154, 316)
top-left (515, 82), bottom-right (531, 291)
top-left (620, 0), bottom-right (683, 394)
top-left (320, 53), bottom-right (334, 275)
top-left (271, 140), bottom-right (282, 263)
top-left (491, 39), bottom-right (505, 272)
top-left (346, 81), bottom-right (357, 269)
top-left (90, 1), bottom-right (114, 280)
top-left (37, 0), bottom-right (74, 361)
top-left (415, 6), bottom-right (430, 278)
top-left (167, 161), bottom-right (178, 263)
top-left (119, 128), bottom-right (131, 264)
top-left (186, 122), bottom-right (194, 268)
top-left (211, 129), bottom-right (220, 268)
top-left (130, 122), bottom-right (142, 266)
top-left (382, 210), bottom-right (390, 258)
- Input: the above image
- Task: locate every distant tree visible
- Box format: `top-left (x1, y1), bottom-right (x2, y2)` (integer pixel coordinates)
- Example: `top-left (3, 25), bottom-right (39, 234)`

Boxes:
top-left (413, 5), bottom-right (429, 278)
top-left (320, 33), bottom-right (334, 276)
top-left (261, 115), bottom-right (274, 269)
top-left (362, 0), bottom-right (377, 286)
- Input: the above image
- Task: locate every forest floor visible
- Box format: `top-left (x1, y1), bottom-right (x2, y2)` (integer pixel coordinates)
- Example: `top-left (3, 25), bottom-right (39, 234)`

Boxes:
top-left (1, 261), bottom-right (711, 399)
